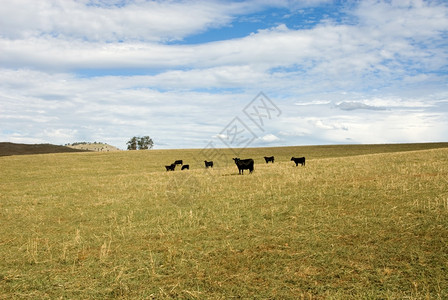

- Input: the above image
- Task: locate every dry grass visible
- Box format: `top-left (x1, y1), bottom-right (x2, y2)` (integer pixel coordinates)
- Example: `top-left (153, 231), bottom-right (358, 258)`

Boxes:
top-left (0, 143), bottom-right (447, 299)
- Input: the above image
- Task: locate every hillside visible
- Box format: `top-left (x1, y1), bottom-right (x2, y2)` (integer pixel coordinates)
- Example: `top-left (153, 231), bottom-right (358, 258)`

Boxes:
top-left (0, 142), bottom-right (90, 156)
top-left (67, 142), bottom-right (121, 152)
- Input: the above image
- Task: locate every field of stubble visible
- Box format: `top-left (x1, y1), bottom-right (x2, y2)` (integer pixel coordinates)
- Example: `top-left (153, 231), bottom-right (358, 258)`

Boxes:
top-left (1, 143), bottom-right (447, 299)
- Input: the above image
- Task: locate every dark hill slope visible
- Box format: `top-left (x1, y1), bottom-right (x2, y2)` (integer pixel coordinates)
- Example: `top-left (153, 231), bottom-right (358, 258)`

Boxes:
top-left (0, 142), bottom-right (90, 156)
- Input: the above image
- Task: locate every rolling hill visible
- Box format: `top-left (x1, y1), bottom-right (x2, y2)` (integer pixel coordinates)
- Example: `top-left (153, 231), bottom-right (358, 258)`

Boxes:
top-left (66, 142), bottom-right (121, 152)
top-left (0, 142), bottom-right (90, 156)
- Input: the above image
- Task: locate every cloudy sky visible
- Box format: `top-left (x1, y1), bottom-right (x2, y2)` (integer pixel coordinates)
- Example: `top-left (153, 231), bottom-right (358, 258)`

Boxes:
top-left (1, 0), bottom-right (447, 150)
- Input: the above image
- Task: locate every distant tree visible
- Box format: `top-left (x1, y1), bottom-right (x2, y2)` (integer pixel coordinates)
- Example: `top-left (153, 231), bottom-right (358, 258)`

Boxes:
top-left (138, 136), bottom-right (154, 150)
top-left (127, 136), bottom-right (154, 150)
top-left (127, 137), bottom-right (138, 150)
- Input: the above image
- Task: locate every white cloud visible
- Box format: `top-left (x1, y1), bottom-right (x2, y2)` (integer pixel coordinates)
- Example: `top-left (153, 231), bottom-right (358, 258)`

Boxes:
top-left (0, 0), bottom-right (332, 43)
top-left (260, 134), bottom-right (279, 142)
top-left (42, 129), bottom-right (78, 140)
top-left (1, 0), bottom-right (446, 80)
top-left (295, 100), bottom-right (331, 106)
top-left (332, 112), bottom-right (447, 144)
top-left (1, 66), bottom-right (447, 149)
top-left (0, 0), bottom-right (244, 42)
top-left (307, 118), bottom-right (349, 131)
top-left (0, 69), bottom-right (241, 148)
top-left (335, 101), bottom-right (386, 111)
top-left (278, 129), bottom-right (309, 137)
top-left (0, 0), bottom-right (447, 149)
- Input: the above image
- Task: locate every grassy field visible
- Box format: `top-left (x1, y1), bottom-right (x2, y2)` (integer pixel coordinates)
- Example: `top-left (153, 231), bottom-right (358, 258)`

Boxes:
top-left (1, 143), bottom-right (447, 299)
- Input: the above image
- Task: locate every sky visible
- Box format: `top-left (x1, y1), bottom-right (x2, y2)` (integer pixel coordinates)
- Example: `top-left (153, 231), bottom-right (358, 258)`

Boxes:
top-left (1, 0), bottom-right (447, 150)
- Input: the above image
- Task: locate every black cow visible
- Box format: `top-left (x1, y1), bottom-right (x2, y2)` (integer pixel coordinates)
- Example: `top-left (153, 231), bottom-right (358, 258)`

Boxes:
top-left (233, 158), bottom-right (254, 174)
top-left (181, 165), bottom-right (189, 170)
top-left (174, 160), bottom-right (183, 165)
top-left (204, 160), bottom-right (213, 168)
top-left (165, 163), bottom-right (176, 171)
top-left (291, 157), bottom-right (305, 166)
top-left (264, 156), bottom-right (274, 163)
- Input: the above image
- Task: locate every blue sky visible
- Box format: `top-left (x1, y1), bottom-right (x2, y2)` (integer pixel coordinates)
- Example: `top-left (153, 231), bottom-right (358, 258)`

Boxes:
top-left (0, 0), bottom-right (447, 150)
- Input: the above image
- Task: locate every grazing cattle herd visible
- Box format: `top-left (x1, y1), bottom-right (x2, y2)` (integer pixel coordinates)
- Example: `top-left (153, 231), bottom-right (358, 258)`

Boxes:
top-left (165, 155), bottom-right (306, 174)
